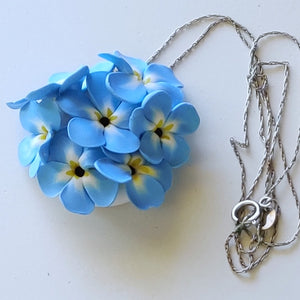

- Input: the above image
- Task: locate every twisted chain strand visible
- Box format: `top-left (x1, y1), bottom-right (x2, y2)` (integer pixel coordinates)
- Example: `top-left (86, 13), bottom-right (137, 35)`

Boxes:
top-left (149, 16), bottom-right (300, 273)
top-left (147, 14), bottom-right (255, 67)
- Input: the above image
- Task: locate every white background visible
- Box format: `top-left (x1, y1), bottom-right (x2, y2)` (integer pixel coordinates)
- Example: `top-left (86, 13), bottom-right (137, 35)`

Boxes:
top-left (1, 0), bottom-right (300, 299)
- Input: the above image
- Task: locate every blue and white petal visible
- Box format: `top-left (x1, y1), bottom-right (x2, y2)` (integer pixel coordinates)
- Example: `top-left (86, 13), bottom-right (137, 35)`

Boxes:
top-left (142, 91), bottom-right (172, 124)
top-left (29, 153), bottom-right (42, 178)
top-left (166, 102), bottom-right (200, 135)
top-left (98, 53), bottom-right (133, 74)
top-left (104, 124), bottom-right (140, 153)
top-left (145, 81), bottom-right (184, 106)
top-left (90, 61), bottom-right (114, 73)
top-left (139, 131), bottom-right (163, 164)
top-left (39, 138), bottom-right (52, 163)
top-left (126, 175), bottom-right (165, 209)
top-left (7, 98), bottom-right (29, 109)
top-left (129, 107), bottom-right (155, 137)
top-left (79, 148), bottom-right (105, 169)
top-left (114, 51), bottom-right (147, 74)
top-left (48, 72), bottom-right (70, 84)
top-left (102, 148), bottom-right (130, 164)
top-left (48, 130), bottom-right (83, 163)
top-left (83, 169), bottom-right (118, 207)
top-left (144, 64), bottom-right (183, 87)
top-left (86, 71), bottom-right (120, 113)
top-left (20, 99), bottom-right (61, 133)
top-left (150, 160), bottom-right (173, 191)
top-left (110, 101), bottom-right (137, 129)
top-left (59, 66), bottom-right (89, 94)
top-left (95, 158), bottom-right (132, 183)
top-left (60, 178), bottom-right (95, 214)
top-left (18, 135), bottom-right (42, 166)
top-left (57, 90), bottom-right (98, 120)
top-left (68, 117), bottom-right (105, 148)
top-left (26, 83), bottom-right (60, 101)
top-left (106, 72), bottom-right (147, 104)
top-left (162, 134), bottom-right (190, 167)
top-left (37, 161), bottom-right (71, 197)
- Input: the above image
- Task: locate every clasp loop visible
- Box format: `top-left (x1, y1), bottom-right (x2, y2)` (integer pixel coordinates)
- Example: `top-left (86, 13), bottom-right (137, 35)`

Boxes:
top-left (231, 200), bottom-right (261, 225)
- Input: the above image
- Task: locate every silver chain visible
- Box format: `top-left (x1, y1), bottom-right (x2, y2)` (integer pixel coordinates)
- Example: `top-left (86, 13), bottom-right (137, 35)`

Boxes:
top-left (149, 15), bottom-right (300, 274)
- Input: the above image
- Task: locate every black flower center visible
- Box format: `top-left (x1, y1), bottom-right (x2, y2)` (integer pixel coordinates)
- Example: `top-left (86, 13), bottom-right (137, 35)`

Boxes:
top-left (154, 127), bottom-right (163, 138)
top-left (129, 166), bottom-right (136, 176)
top-left (75, 166), bottom-right (85, 177)
top-left (100, 116), bottom-right (110, 127)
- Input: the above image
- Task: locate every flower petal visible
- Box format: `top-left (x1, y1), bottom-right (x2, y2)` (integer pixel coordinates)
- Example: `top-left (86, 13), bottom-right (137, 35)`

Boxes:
top-left (39, 138), bottom-right (52, 163)
top-left (7, 98), bottom-right (29, 109)
top-left (59, 66), bottom-right (89, 94)
top-left (26, 83), bottom-right (60, 101)
top-left (114, 51), bottom-right (147, 74)
top-left (79, 148), bottom-right (105, 169)
top-left (48, 130), bottom-right (83, 163)
top-left (95, 158), bottom-right (132, 183)
top-left (166, 102), bottom-right (200, 135)
top-left (129, 107), bottom-right (155, 137)
top-left (140, 131), bottom-right (163, 164)
top-left (145, 81), bottom-right (184, 106)
top-left (162, 134), bottom-right (190, 167)
top-left (57, 89), bottom-right (97, 119)
top-left (142, 91), bottom-right (172, 124)
top-left (150, 160), bottom-right (173, 191)
top-left (126, 175), bottom-right (165, 209)
top-left (83, 169), bottom-right (118, 207)
top-left (18, 135), bottom-right (41, 166)
top-left (29, 153), bottom-right (42, 178)
top-left (37, 161), bottom-right (71, 196)
top-left (48, 72), bottom-right (70, 84)
top-left (90, 61), bottom-right (115, 73)
top-left (104, 125), bottom-right (140, 153)
top-left (98, 53), bottom-right (133, 73)
top-left (20, 99), bottom-right (61, 133)
top-left (86, 71), bottom-right (120, 113)
top-left (68, 117), bottom-right (105, 147)
top-left (106, 72), bottom-right (146, 104)
top-left (110, 101), bottom-right (137, 129)
top-left (144, 64), bottom-right (183, 87)
top-left (102, 148), bottom-right (130, 164)
top-left (60, 179), bottom-right (95, 215)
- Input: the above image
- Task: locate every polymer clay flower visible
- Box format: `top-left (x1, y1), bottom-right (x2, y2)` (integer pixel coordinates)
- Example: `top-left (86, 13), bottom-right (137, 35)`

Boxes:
top-left (18, 99), bottom-right (61, 177)
top-left (7, 66), bottom-right (90, 109)
top-left (58, 71), bottom-right (140, 153)
top-left (129, 91), bottom-right (200, 167)
top-left (99, 51), bottom-right (184, 104)
top-left (95, 151), bottom-right (172, 209)
top-left (37, 130), bottom-right (118, 214)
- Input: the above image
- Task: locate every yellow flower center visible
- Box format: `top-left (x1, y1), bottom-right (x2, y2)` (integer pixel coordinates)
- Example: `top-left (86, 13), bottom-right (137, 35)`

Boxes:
top-left (153, 120), bottom-right (174, 140)
top-left (128, 156), bottom-right (156, 181)
top-left (94, 108), bottom-right (118, 127)
top-left (133, 70), bottom-right (142, 81)
top-left (39, 125), bottom-right (49, 140)
top-left (66, 161), bottom-right (89, 179)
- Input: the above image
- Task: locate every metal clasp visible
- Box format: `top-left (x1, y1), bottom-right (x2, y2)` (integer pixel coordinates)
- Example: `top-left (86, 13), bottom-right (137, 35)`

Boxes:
top-left (231, 200), bottom-right (261, 225)
top-left (231, 197), bottom-right (278, 230)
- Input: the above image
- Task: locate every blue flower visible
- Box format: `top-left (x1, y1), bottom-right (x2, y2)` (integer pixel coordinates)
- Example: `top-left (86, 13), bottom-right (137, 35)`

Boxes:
top-left (7, 66), bottom-right (90, 109)
top-left (18, 99), bottom-right (61, 177)
top-left (99, 51), bottom-right (184, 104)
top-left (59, 71), bottom-right (140, 153)
top-left (37, 130), bottom-right (118, 214)
top-left (129, 90), bottom-right (200, 167)
top-left (95, 150), bottom-right (172, 209)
